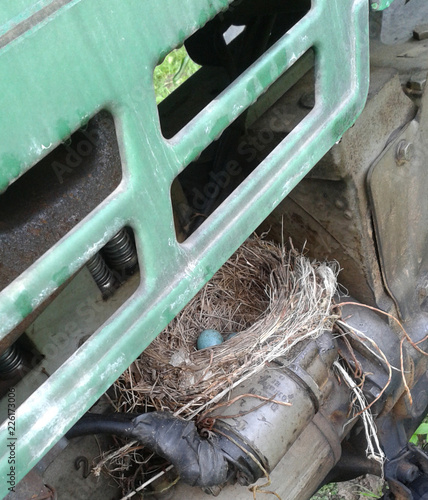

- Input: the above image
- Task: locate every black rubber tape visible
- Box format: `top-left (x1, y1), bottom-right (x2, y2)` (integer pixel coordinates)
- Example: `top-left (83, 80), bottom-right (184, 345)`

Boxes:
top-left (67, 411), bottom-right (229, 487)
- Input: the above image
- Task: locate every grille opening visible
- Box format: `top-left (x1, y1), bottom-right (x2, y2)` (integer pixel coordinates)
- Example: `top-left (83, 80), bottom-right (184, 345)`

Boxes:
top-left (171, 50), bottom-right (315, 242)
top-left (157, 0), bottom-right (312, 139)
top-left (154, 46), bottom-right (201, 104)
top-left (1, 226), bottom-right (141, 408)
top-left (86, 226), bottom-right (139, 300)
top-left (0, 334), bottom-right (43, 399)
top-left (0, 111), bottom-right (122, 292)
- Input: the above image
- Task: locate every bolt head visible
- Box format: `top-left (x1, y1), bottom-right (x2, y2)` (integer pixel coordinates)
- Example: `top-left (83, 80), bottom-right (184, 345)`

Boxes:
top-left (203, 485), bottom-right (222, 496)
top-left (396, 141), bottom-right (415, 165)
top-left (407, 72), bottom-right (427, 93)
top-left (413, 24), bottom-right (428, 41)
top-left (299, 92), bottom-right (315, 109)
top-left (369, 385), bottom-right (381, 399)
top-left (397, 462), bottom-right (419, 483)
top-left (236, 472), bottom-right (250, 486)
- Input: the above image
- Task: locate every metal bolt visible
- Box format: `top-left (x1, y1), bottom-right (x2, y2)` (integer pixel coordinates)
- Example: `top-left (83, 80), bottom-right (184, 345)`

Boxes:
top-left (299, 91), bottom-right (315, 109)
top-left (396, 461), bottom-right (419, 484)
top-left (368, 385), bottom-right (381, 400)
top-left (407, 72), bottom-right (427, 94)
top-left (396, 141), bottom-right (414, 165)
top-left (236, 472), bottom-right (250, 486)
top-left (203, 485), bottom-right (222, 496)
top-left (413, 24), bottom-right (428, 41)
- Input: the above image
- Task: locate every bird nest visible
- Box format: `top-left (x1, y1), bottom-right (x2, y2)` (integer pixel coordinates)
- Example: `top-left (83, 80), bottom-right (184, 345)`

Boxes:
top-left (110, 237), bottom-right (339, 421)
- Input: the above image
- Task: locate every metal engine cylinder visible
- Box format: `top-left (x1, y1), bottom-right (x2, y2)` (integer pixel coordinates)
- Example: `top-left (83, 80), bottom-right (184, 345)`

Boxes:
top-left (209, 333), bottom-right (338, 485)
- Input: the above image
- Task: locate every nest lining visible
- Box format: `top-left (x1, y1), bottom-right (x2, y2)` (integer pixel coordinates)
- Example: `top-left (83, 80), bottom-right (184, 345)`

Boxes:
top-left (110, 237), bottom-right (339, 421)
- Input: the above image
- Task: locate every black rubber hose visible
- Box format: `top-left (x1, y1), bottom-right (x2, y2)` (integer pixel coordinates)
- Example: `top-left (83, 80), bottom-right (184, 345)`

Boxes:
top-left (66, 412), bottom-right (137, 439)
top-left (67, 412), bottom-right (230, 487)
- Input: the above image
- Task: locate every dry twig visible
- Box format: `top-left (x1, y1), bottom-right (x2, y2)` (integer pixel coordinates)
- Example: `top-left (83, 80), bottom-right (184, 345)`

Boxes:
top-left (102, 237), bottom-right (339, 495)
top-left (112, 237), bottom-right (339, 420)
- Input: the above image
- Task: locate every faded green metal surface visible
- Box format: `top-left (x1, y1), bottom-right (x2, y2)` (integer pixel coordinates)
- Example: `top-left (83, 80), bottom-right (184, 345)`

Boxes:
top-left (0, 0), bottom-right (53, 32)
top-left (0, 0), bottom-right (369, 493)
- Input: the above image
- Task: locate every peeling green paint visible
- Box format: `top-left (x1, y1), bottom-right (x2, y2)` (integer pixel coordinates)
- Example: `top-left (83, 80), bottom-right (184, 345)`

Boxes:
top-left (0, 153), bottom-right (20, 191)
top-left (0, 0), bottom-right (369, 494)
top-left (198, 10), bottom-right (208, 27)
top-left (55, 118), bottom-right (72, 141)
top-left (211, 115), bottom-right (230, 140)
top-left (258, 67), bottom-right (272, 92)
top-left (15, 291), bottom-right (32, 318)
top-left (53, 267), bottom-right (69, 287)
top-left (371, 0), bottom-right (396, 11)
top-left (178, 29), bottom-right (186, 44)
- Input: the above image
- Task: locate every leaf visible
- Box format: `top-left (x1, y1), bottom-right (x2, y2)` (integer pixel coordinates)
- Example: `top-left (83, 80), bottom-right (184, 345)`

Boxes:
top-left (415, 423), bottom-right (428, 435)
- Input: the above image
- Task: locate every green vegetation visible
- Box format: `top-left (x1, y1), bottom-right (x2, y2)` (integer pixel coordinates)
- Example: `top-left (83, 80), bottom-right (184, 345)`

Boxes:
top-left (357, 485), bottom-right (383, 498)
top-left (310, 483), bottom-right (338, 499)
top-left (153, 46), bottom-right (200, 104)
top-left (410, 421), bottom-right (428, 446)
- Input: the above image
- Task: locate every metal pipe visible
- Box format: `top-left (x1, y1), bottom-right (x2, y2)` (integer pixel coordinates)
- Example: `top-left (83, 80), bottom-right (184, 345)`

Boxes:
top-left (210, 333), bottom-right (338, 480)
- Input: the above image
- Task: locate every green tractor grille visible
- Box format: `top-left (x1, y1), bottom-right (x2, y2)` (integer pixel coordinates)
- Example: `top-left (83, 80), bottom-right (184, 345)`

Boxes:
top-left (0, 0), bottom-right (370, 491)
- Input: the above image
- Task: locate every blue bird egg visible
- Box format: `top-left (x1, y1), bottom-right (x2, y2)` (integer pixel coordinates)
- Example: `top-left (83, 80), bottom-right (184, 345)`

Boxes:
top-left (197, 329), bottom-right (223, 350)
top-left (226, 332), bottom-right (238, 341)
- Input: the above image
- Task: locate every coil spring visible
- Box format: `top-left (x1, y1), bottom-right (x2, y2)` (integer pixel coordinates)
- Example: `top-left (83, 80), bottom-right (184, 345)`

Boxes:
top-left (101, 228), bottom-right (138, 273)
top-left (0, 344), bottom-right (23, 375)
top-left (86, 253), bottom-right (116, 296)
